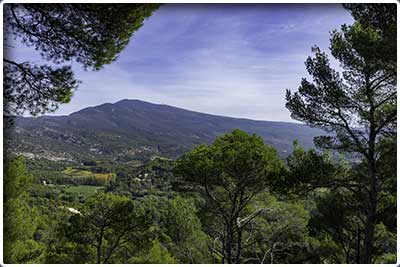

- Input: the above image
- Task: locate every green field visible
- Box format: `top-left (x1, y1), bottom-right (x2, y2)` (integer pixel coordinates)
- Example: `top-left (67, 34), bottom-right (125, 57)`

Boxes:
top-left (62, 167), bottom-right (116, 185)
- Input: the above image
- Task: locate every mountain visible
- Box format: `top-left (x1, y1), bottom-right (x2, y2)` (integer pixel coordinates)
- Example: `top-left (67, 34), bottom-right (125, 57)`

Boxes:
top-left (7, 99), bottom-right (326, 161)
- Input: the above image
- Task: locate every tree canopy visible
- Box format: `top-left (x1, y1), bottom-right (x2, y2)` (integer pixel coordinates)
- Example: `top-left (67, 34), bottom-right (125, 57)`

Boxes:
top-left (174, 129), bottom-right (283, 263)
top-left (4, 156), bottom-right (41, 263)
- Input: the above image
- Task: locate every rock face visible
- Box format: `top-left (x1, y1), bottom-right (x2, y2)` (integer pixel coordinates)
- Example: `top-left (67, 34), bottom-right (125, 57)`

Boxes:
top-left (7, 99), bottom-right (325, 161)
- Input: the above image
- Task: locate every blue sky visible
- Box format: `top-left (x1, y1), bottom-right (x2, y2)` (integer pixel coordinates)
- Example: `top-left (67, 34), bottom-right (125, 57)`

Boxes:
top-left (9, 4), bottom-right (354, 122)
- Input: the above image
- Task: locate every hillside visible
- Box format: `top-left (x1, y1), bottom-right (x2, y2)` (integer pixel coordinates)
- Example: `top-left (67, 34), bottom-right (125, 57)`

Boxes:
top-left (7, 99), bottom-right (325, 161)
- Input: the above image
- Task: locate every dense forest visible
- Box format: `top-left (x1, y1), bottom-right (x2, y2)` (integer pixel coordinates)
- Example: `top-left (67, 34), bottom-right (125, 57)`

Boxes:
top-left (3, 3), bottom-right (397, 264)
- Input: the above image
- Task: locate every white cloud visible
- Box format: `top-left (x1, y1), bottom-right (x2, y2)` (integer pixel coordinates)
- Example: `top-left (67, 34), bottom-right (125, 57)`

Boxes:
top-left (8, 4), bottom-right (353, 122)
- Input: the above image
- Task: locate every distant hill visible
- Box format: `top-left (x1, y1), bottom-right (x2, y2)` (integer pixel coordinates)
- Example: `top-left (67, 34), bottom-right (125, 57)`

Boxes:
top-left (7, 99), bottom-right (326, 161)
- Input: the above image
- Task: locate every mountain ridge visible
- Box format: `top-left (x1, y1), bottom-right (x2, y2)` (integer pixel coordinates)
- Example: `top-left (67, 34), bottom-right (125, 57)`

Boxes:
top-left (32, 99), bottom-right (302, 124)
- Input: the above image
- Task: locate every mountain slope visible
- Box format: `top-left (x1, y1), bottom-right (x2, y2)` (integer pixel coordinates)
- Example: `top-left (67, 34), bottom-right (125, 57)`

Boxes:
top-left (7, 99), bottom-right (326, 161)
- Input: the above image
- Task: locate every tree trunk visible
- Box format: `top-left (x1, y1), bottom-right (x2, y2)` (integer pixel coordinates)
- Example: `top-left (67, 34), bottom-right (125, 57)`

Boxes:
top-left (225, 223), bottom-right (233, 264)
top-left (97, 227), bottom-right (105, 264)
top-left (362, 158), bottom-right (378, 263)
top-left (97, 242), bottom-right (102, 264)
top-left (235, 228), bottom-right (242, 263)
top-left (356, 227), bottom-right (361, 263)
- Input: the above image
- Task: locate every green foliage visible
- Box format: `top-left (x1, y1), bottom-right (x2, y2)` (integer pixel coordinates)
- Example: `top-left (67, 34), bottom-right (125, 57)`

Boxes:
top-left (129, 239), bottom-right (177, 264)
top-left (149, 196), bottom-right (213, 263)
top-left (3, 156), bottom-right (43, 263)
top-left (241, 193), bottom-right (311, 264)
top-left (283, 142), bottom-right (345, 194)
top-left (307, 190), bottom-right (363, 263)
top-left (343, 3), bottom-right (396, 74)
top-left (8, 239), bottom-right (45, 263)
top-left (63, 185), bottom-right (104, 196)
top-left (60, 192), bottom-right (151, 263)
top-left (174, 129), bottom-right (284, 263)
top-left (129, 195), bottom-right (213, 263)
top-left (175, 129), bottom-right (283, 191)
top-left (375, 253), bottom-right (396, 264)
top-left (107, 157), bottom-right (176, 198)
top-left (4, 155), bottom-right (32, 200)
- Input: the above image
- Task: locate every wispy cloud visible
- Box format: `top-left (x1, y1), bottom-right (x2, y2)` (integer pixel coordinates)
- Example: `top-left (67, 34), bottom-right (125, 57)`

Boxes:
top-left (9, 4), bottom-right (354, 122)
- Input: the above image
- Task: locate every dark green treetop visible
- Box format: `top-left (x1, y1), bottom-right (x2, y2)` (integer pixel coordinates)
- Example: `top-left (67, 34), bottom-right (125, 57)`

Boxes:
top-left (174, 129), bottom-right (283, 263)
top-left (343, 3), bottom-right (396, 69)
top-left (63, 192), bottom-right (151, 264)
